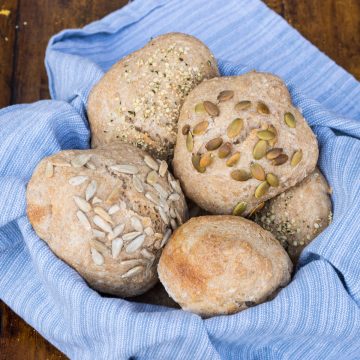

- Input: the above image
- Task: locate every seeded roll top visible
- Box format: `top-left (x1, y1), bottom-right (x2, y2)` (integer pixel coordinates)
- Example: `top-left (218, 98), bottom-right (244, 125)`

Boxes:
top-left (173, 72), bottom-right (319, 216)
top-left (27, 142), bottom-right (187, 297)
top-left (88, 32), bottom-right (219, 160)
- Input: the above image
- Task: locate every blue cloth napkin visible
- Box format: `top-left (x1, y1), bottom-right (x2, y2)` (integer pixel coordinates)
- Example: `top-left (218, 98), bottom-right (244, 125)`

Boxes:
top-left (1, 0), bottom-right (360, 359)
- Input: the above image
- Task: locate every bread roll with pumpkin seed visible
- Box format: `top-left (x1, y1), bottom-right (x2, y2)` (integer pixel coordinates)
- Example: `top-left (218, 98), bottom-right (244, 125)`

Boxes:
top-left (173, 72), bottom-right (319, 216)
top-left (253, 168), bottom-right (332, 263)
top-left (158, 216), bottom-right (292, 317)
top-left (26, 142), bottom-right (187, 297)
top-left (88, 32), bottom-right (219, 160)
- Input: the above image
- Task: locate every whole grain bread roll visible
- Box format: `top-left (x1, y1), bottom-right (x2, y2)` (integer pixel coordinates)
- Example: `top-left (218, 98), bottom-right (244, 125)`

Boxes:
top-left (173, 72), bottom-right (319, 216)
top-left (88, 32), bottom-right (219, 160)
top-left (253, 168), bottom-right (332, 263)
top-left (158, 215), bottom-right (292, 317)
top-left (26, 142), bottom-right (187, 297)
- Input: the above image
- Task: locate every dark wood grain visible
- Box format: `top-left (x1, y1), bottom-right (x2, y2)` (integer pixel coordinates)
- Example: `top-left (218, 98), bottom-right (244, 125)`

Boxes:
top-left (0, 0), bottom-right (359, 359)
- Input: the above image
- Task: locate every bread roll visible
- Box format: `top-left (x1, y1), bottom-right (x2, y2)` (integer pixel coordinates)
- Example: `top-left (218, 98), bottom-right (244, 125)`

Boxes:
top-left (253, 168), bottom-right (332, 263)
top-left (173, 72), bottom-right (319, 216)
top-left (26, 142), bottom-right (187, 297)
top-left (158, 215), bottom-right (292, 317)
top-left (88, 32), bottom-right (219, 160)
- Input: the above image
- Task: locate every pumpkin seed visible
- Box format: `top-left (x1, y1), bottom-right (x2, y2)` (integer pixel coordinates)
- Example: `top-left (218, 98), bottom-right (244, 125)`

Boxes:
top-left (203, 101), bottom-right (220, 117)
top-left (195, 102), bottom-right (205, 113)
top-left (266, 173), bottom-right (279, 187)
top-left (254, 181), bottom-right (269, 198)
top-left (291, 149), bottom-right (303, 167)
top-left (253, 140), bottom-right (267, 160)
top-left (226, 152), bottom-right (241, 167)
top-left (191, 154), bottom-right (205, 173)
top-left (257, 130), bottom-right (275, 141)
top-left (218, 142), bottom-right (232, 158)
top-left (248, 202), bottom-right (265, 217)
top-left (257, 102), bottom-right (270, 115)
top-left (199, 153), bottom-right (213, 168)
top-left (186, 132), bottom-right (194, 152)
top-left (250, 163), bottom-right (265, 181)
top-left (193, 121), bottom-right (209, 135)
top-left (267, 125), bottom-right (278, 147)
top-left (182, 124), bottom-right (190, 135)
top-left (232, 201), bottom-right (247, 216)
top-left (217, 90), bottom-right (234, 102)
top-left (272, 154), bottom-right (288, 166)
top-left (235, 101), bottom-right (251, 111)
top-left (266, 148), bottom-right (283, 160)
top-left (231, 169), bottom-right (251, 181)
top-left (205, 137), bottom-right (223, 151)
top-left (227, 118), bottom-right (243, 138)
top-left (284, 112), bottom-right (296, 128)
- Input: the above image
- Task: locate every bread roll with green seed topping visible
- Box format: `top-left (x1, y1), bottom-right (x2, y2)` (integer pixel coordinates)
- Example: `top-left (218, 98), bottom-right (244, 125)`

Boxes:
top-left (173, 72), bottom-right (319, 216)
top-left (158, 215), bottom-right (292, 317)
top-left (26, 142), bottom-right (187, 297)
top-left (88, 32), bottom-right (219, 160)
top-left (253, 168), bottom-right (332, 263)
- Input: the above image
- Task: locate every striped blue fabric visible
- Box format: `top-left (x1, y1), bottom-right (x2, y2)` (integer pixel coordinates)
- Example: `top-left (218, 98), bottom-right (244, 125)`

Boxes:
top-left (1, 0), bottom-right (360, 358)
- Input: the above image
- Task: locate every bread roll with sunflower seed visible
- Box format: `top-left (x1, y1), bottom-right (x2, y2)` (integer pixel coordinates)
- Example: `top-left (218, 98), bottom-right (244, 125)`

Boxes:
top-left (253, 168), bottom-right (332, 263)
top-left (88, 32), bottom-right (219, 160)
top-left (158, 216), bottom-right (292, 317)
top-left (173, 72), bottom-right (319, 216)
top-left (26, 142), bottom-right (187, 297)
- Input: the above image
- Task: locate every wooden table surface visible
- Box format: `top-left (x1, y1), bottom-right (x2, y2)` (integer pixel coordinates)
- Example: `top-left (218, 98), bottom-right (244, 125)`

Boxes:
top-left (0, 0), bottom-right (359, 358)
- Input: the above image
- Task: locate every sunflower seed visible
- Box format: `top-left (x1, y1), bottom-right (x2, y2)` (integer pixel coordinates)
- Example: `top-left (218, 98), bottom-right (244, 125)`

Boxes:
top-left (291, 150), bottom-right (303, 167)
top-left (168, 193), bottom-right (180, 202)
top-left (126, 234), bottom-right (146, 253)
top-left (110, 164), bottom-right (139, 174)
top-left (257, 130), bottom-right (275, 141)
top-left (186, 132), bottom-right (194, 152)
top-left (85, 161), bottom-right (96, 170)
top-left (131, 217), bottom-right (143, 232)
top-left (255, 181), bottom-right (269, 198)
top-left (182, 124), bottom-right (190, 135)
top-left (108, 223), bottom-right (125, 240)
top-left (92, 197), bottom-right (102, 205)
top-left (266, 173), bottom-right (279, 187)
top-left (160, 229), bottom-right (172, 247)
top-left (145, 191), bottom-right (159, 205)
top-left (272, 154), bottom-right (288, 166)
top-left (93, 215), bottom-right (112, 233)
top-left (257, 102), bottom-right (270, 115)
top-left (191, 154), bottom-right (206, 173)
top-left (226, 152), bottom-right (241, 167)
top-left (111, 238), bottom-right (123, 258)
top-left (45, 162), bottom-right (54, 178)
top-left (203, 101), bottom-right (220, 116)
top-left (106, 187), bottom-right (122, 205)
top-left (253, 140), bottom-right (267, 160)
top-left (159, 199), bottom-right (170, 214)
top-left (51, 159), bottom-right (71, 167)
top-left (71, 154), bottom-right (92, 168)
top-left (108, 204), bottom-right (120, 215)
top-left (158, 161), bottom-right (168, 177)
top-left (194, 102), bottom-right (205, 113)
top-left (90, 239), bottom-right (110, 255)
top-left (153, 183), bottom-right (169, 199)
top-left (77, 210), bottom-right (91, 231)
top-left (69, 176), bottom-right (88, 186)
top-left (206, 137), bottom-right (223, 151)
top-left (284, 112), bottom-right (296, 128)
top-left (266, 148), bottom-right (283, 160)
top-left (250, 163), bottom-right (265, 181)
top-left (121, 266), bottom-right (143, 278)
top-left (121, 259), bottom-right (145, 267)
top-left (94, 207), bottom-right (113, 225)
top-left (170, 219), bottom-right (178, 230)
top-left (193, 121), bottom-right (209, 135)
top-left (143, 228), bottom-right (153, 237)
top-left (123, 231), bottom-right (142, 241)
top-left (218, 142), bottom-right (232, 158)
top-left (85, 180), bottom-right (97, 201)
top-left (132, 175), bottom-right (144, 193)
top-left (90, 248), bottom-right (104, 266)
top-left (159, 207), bottom-right (170, 225)
top-left (217, 90), bottom-right (234, 102)
top-left (147, 170), bottom-right (159, 185)
top-left (231, 169), bottom-right (251, 181)
top-left (144, 155), bottom-right (159, 171)
top-left (73, 196), bottom-right (91, 213)
top-left (169, 207), bottom-right (177, 218)
top-left (232, 201), bottom-right (247, 216)
top-left (93, 229), bottom-right (106, 239)
top-left (175, 209), bottom-right (183, 225)
top-left (227, 118), bottom-right (243, 138)
top-left (235, 101), bottom-right (251, 111)
top-left (199, 152), bottom-right (213, 168)
top-left (119, 201), bottom-right (127, 210)
top-left (141, 248), bottom-right (155, 260)
top-left (170, 180), bottom-right (182, 194)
